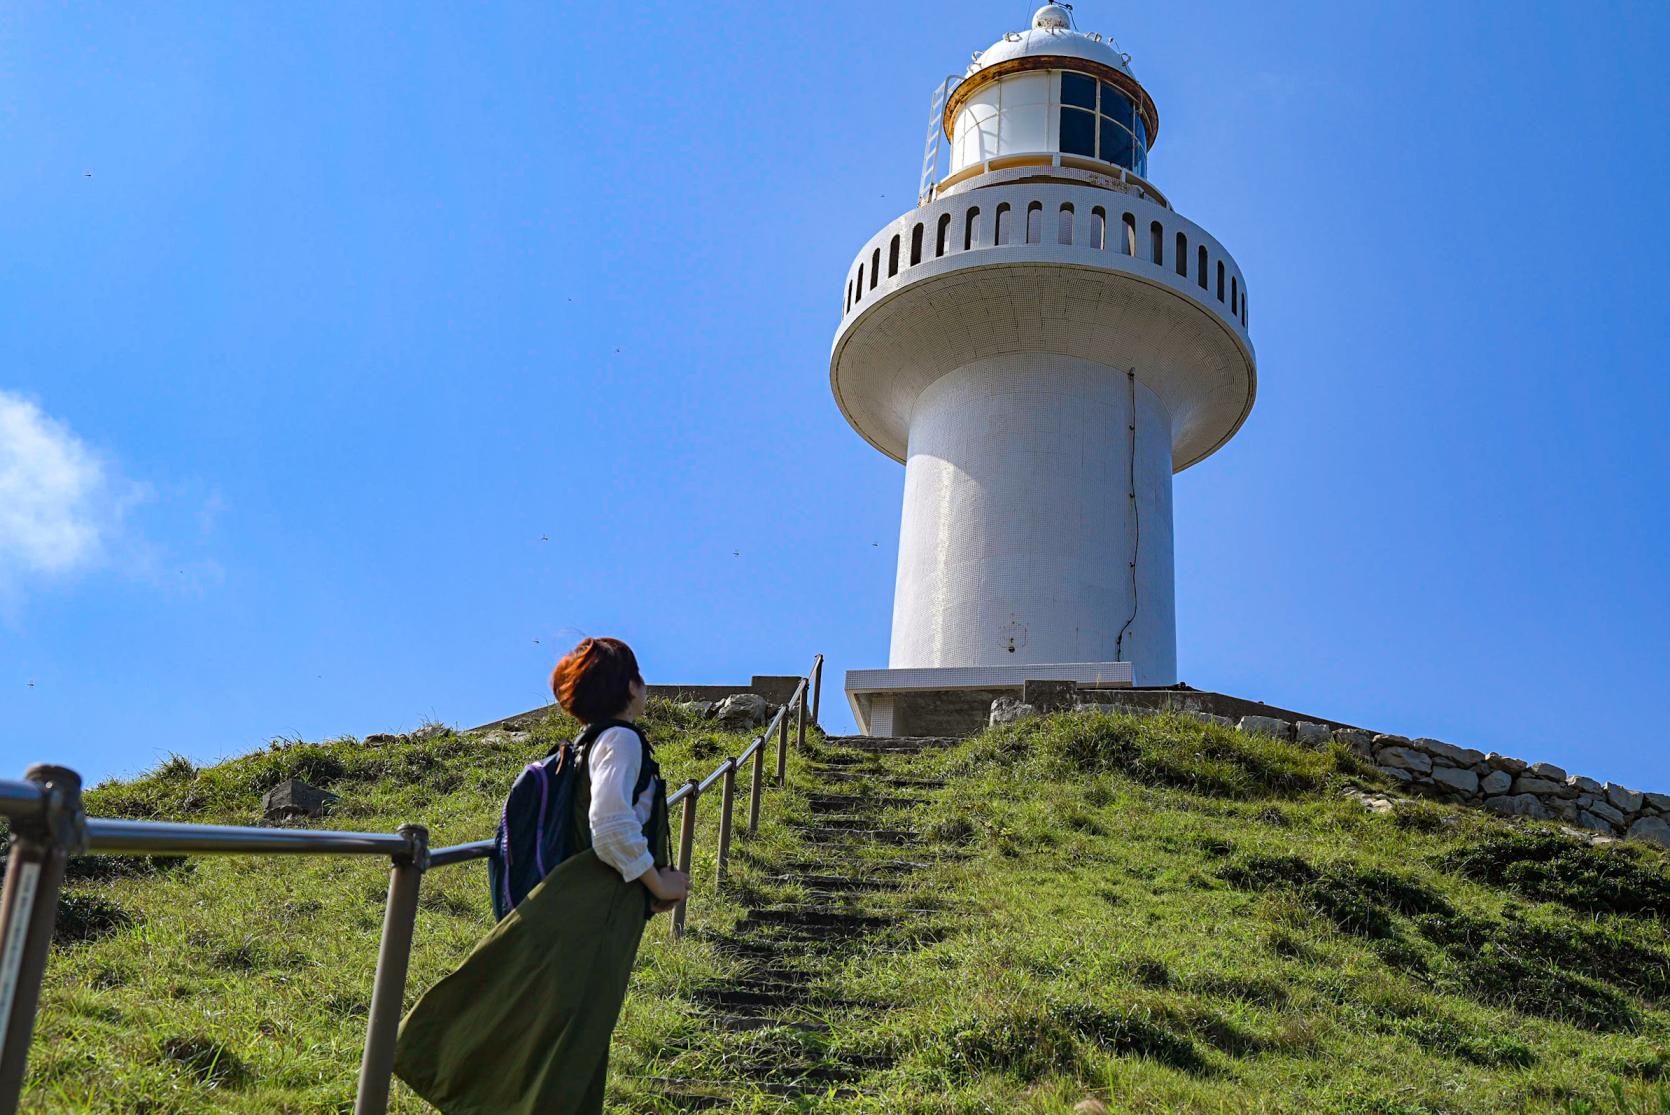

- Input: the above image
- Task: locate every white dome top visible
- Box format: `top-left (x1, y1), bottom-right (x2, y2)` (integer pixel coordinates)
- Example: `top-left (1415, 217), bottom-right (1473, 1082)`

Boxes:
top-left (970, 11), bottom-right (1134, 78)
top-left (1032, 4), bottom-right (1071, 30)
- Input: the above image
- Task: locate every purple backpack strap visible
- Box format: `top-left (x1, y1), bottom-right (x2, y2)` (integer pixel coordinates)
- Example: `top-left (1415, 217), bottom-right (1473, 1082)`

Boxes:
top-left (496, 780), bottom-right (518, 915)
top-left (527, 761), bottom-right (552, 875)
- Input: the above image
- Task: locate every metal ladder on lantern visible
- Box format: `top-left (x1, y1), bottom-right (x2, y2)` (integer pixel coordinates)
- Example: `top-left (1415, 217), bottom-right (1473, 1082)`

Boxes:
top-left (917, 74), bottom-right (962, 206)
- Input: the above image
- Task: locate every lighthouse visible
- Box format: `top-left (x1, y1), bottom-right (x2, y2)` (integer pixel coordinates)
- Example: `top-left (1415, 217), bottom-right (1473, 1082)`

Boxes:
top-left (836, 5), bottom-right (1256, 736)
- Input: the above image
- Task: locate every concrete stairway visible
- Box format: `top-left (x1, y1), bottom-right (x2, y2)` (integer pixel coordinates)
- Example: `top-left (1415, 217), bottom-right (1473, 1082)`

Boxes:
top-left (638, 735), bottom-right (958, 1109)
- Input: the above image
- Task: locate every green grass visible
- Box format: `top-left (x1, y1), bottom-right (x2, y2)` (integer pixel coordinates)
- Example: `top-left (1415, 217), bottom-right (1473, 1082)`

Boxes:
top-left (13, 706), bottom-right (1670, 1112)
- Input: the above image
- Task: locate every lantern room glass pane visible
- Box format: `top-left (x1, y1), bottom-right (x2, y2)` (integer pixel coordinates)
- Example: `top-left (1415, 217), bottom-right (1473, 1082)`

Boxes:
top-left (1061, 71), bottom-right (1097, 109)
top-left (1099, 83), bottom-right (1135, 130)
top-left (1060, 107), bottom-right (1096, 156)
top-left (1136, 114), bottom-right (1148, 148)
top-left (1100, 119), bottom-right (1134, 170)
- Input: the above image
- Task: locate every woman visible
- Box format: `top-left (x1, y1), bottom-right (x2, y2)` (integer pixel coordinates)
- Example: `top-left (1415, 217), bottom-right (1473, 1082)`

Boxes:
top-left (394, 637), bottom-right (691, 1115)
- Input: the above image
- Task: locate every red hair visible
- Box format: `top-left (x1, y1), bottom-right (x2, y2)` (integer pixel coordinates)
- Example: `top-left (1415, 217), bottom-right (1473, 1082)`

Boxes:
top-left (551, 637), bottom-right (642, 724)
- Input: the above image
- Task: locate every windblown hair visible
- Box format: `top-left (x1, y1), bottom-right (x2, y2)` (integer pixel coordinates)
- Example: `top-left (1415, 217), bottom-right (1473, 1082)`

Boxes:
top-left (551, 637), bottom-right (643, 724)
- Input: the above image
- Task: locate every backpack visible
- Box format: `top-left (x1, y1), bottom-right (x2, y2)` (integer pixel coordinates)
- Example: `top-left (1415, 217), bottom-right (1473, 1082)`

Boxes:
top-left (487, 720), bottom-right (652, 921)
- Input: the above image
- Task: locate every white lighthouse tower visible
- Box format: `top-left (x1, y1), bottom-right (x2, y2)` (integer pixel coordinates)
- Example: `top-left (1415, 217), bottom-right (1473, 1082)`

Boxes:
top-left (837, 5), bottom-right (1256, 736)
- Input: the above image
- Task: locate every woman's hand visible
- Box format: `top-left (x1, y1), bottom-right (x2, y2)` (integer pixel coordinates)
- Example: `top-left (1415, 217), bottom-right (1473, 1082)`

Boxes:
top-left (641, 866), bottom-right (690, 904)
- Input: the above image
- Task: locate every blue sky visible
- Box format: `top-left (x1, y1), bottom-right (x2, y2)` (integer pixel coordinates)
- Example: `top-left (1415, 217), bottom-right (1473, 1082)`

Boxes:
top-left (3, 1), bottom-right (1667, 792)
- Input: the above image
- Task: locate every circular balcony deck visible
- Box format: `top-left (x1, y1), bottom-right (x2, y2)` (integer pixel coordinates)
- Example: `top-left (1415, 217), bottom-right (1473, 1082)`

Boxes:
top-left (831, 183), bottom-right (1256, 472)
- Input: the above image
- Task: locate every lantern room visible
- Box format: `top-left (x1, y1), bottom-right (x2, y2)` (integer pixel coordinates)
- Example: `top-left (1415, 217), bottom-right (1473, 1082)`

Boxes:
top-left (946, 4), bottom-right (1160, 182)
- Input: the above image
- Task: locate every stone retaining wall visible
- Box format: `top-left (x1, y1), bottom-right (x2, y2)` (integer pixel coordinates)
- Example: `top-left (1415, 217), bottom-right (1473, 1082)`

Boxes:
top-left (991, 697), bottom-right (1670, 850)
top-left (1292, 722), bottom-right (1666, 848)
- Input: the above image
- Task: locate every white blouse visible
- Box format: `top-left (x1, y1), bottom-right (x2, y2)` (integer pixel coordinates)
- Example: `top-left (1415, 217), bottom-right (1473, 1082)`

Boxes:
top-left (587, 726), bottom-right (657, 883)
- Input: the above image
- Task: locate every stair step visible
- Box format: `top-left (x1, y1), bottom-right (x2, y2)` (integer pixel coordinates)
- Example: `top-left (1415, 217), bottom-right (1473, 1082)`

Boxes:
top-left (843, 747), bottom-right (933, 755)
top-left (767, 873), bottom-right (906, 891)
top-left (745, 907), bottom-right (893, 930)
top-left (733, 920), bottom-right (861, 942)
top-left (712, 1012), bottom-right (829, 1033)
top-left (775, 859), bottom-right (962, 878)
top-left (807, 794), bottom-right (928, 812)
top-left (631, 1082), bottom-right (731, 1111)
top-left (798, 813), bottom-right (916, 830)
top-left (694, 983), bottom-right (803, 1010)
top-left (693, 979), bottom-right (869, 1011)
top-left (733, 912), bottom-right (943, 941)
top-left (633, 1076), bottom-right (870, 1103)
top-left (712, 935), bottom-right (851, 959)
top-left (825, 736), bottom-right (962, 749)
top-left (824, 734), bottom-right (961, 744)
top-left (811, 771), bottom-right (947, 788)
top-left (771, 858), bottom-right (931, 875)
top-left (792, 824), bottom-right (921, 843)
top-left (733, 968), bottom-right (836, 989)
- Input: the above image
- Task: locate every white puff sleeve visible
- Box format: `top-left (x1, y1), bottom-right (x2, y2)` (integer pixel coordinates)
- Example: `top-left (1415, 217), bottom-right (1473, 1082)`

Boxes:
top-left (587, 728), bottom-right (655, 883)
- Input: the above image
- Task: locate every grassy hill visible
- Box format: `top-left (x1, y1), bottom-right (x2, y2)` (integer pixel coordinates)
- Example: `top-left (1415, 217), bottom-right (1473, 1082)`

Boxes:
top-left (12, 704), bottom-right (1670, 1113)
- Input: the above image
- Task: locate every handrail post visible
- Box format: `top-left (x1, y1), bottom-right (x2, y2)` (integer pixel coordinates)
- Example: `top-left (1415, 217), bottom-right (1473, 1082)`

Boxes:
top-left (354, 824), bottom-right (428, 1115)
top-left (747, 736), bottom-right (765, 837)
top-left (775, 706), bottom-right (789, 787)
top-left (714, 760), bottom-right (737, 886)
top-left (671, 783), bottom-right (699, 938)
top-left (796, 682), bottom-right (808, 756)
top-left (811, 656), bottom-right (823, 728)
top-left (0, 766), bottom-right (84, 1115)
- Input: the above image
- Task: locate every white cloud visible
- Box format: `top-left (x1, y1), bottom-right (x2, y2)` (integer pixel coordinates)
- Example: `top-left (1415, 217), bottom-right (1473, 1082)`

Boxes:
top-left (0, 389), bottom-right (144, 593)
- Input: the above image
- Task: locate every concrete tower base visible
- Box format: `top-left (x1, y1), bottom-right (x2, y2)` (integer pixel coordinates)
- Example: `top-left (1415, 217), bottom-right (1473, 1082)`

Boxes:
top-left (890, 355), bottom-right (1177, 684)
top-left (846, 660), bottom-right (1132, 737)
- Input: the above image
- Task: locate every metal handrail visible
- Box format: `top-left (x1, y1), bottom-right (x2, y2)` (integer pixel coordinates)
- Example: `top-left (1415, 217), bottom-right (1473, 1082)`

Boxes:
top-left (0, 780), bottom-right (44, 818)
top-left (0, 653), bottom-right (825, 1115)
top-left (428, 839), bottom-right (494, 869)
top-left (85, 818), bottom-right (414, 858)
top-left (695, 757), bottom-right (731, 795)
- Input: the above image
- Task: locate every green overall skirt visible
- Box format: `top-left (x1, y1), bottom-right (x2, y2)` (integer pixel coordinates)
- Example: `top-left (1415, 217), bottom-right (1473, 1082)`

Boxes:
top-left (393, 750), bottom-right (670, 1115)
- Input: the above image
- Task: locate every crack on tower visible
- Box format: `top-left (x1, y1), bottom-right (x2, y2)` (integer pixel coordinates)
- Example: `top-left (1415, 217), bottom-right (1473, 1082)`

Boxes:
top-left (1114, 367), bottom-right (1141, 664)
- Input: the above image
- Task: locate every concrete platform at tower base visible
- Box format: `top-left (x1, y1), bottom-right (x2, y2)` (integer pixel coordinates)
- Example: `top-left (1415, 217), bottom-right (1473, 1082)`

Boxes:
top-left (846, 664), bottom-right (1373, 738)
top-left (846, 662), bottom-right (1135, 737)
